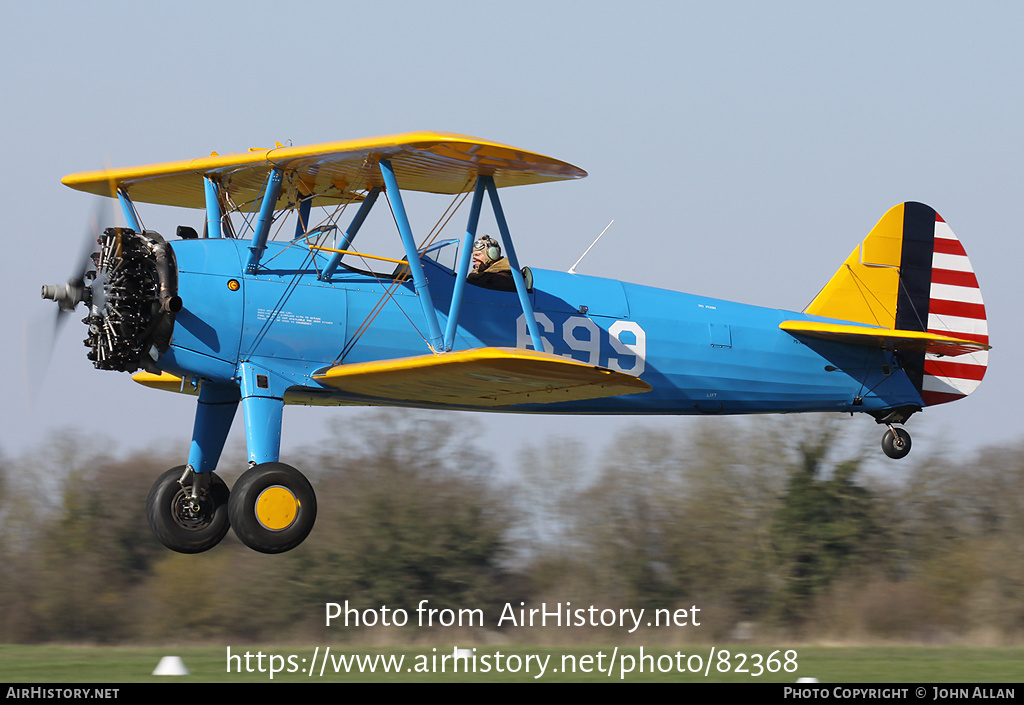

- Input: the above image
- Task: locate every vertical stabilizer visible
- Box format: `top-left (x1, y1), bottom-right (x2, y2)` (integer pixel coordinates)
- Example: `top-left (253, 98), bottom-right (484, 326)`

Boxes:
top-left (805, 202), bottom-right (988, 405)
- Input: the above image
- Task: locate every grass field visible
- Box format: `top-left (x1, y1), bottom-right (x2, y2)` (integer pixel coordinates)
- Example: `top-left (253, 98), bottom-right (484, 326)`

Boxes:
top-left (1, 644), bottom-right (1022, 683)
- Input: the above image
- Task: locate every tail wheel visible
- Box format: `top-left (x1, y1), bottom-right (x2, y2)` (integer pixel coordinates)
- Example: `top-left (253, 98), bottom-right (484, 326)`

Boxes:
top-left (147, 466), bottom-right (230, 553)
top-left (882, 427), bottom-right (912, 460)
top-left (228, 462), bottom-right (317, 554)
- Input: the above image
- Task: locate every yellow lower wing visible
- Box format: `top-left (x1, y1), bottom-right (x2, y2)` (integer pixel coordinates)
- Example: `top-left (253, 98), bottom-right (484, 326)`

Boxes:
top-left (312, 347), bottom-right (651, 407)
top-left (133, 371), bottom-right (198, 394)
top-left (780, 321), bottom-right (991, 357)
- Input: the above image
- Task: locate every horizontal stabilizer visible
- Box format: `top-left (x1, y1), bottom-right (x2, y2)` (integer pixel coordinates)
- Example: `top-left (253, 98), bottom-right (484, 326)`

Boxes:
top-left (780, 321), bottom-right (991, 357)
top-left (313, 347), bottom-right (651, 407)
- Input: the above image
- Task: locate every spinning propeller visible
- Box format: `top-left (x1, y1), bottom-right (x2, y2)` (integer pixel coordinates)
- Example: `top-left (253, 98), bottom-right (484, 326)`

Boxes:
top-left (41, 201), bottom-right (108, 313)
top-left (27, 201), bottom-right (111, 404)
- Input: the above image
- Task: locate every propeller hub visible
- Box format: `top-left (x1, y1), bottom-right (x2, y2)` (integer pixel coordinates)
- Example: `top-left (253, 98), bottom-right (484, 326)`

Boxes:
top-left (41, 281), bottom-right (87, 311)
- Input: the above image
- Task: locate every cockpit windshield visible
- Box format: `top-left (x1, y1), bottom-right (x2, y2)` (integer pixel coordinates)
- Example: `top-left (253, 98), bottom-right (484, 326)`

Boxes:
top-left (420, 238), bottom-right (460, 273)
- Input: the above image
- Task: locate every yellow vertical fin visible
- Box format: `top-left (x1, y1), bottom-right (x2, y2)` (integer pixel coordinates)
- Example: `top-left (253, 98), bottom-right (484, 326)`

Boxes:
top-left (804, 203), bottom-right (905, 328)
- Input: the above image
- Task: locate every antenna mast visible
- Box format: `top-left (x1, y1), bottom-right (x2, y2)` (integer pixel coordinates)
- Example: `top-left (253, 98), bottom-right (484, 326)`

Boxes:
top-left (568, 220), bottom-right (614, 274)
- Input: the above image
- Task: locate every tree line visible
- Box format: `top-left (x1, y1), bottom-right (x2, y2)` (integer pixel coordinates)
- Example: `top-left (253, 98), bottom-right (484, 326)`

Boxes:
top-left (1, 411), bottom-right (1021, 644)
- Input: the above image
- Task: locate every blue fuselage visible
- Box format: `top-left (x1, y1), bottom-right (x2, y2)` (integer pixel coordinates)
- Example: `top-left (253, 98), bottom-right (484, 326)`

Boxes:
top-left (156, 238), bottom-right (923, 416)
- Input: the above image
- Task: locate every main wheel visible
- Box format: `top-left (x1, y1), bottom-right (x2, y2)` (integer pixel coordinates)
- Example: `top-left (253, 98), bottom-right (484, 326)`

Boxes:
top-left (147, 466), bottom-right (230, 553)
top-left (881, 427), bottom-right (912, 459)
top-left (228, 462), bottom-right (317, 554)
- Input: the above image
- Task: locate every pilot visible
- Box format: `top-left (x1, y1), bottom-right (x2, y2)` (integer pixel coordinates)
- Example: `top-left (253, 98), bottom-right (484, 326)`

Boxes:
top-left (467, 235), bottom-right (516, 291)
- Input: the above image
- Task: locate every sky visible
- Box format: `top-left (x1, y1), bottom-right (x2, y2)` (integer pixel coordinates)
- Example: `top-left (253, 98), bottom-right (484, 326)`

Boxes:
top-left (3, 1), bottom-right (1023, 472)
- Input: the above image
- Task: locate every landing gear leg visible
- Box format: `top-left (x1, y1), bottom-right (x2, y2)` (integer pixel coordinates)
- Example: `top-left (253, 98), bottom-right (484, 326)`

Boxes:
top-left (228, 364), bottom-right (317, 553)
top-left (147, 382), bottom-right (239, 553)
top-left (881, 425), bottom-right (912, 459)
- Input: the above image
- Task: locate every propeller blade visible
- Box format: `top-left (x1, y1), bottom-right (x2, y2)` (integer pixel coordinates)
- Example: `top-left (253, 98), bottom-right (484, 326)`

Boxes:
top-left (22, 309), bottom-right (60, 412)
top-left (71, 198), bottom-right (110, 284)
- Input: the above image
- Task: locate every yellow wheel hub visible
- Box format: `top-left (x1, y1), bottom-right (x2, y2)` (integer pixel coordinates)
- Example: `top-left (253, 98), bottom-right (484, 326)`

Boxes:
top-left (255, 486), bottom-right (299, 531)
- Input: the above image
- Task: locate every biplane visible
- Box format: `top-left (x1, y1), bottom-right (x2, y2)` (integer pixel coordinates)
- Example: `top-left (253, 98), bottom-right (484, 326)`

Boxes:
top-left (42, 132), bottom-right (990, 554)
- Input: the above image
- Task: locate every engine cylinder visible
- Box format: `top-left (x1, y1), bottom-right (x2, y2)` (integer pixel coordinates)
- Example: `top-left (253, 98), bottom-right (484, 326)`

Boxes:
top-left (83, 228), bottom-right (178, 372)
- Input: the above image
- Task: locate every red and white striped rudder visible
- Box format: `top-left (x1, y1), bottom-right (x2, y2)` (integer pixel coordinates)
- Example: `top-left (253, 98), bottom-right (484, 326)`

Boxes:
top-left (921, 212), bottom-right (988, 405)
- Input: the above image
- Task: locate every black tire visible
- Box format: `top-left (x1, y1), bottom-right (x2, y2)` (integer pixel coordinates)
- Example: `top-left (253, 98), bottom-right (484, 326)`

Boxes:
top-left (228, 462), bottom-right (317, 554)
top-left (147, 466), bottom-right (230, 553)
top-left (881, 428), bottom-right (912, 459)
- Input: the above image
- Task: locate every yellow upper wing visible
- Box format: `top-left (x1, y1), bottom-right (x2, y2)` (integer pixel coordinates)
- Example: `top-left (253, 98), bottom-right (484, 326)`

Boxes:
top-left (62, 131), bottom-right (587, 209)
